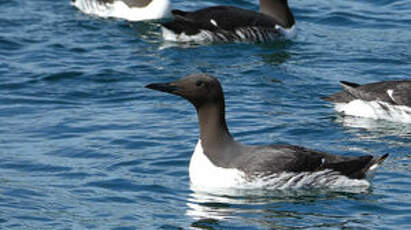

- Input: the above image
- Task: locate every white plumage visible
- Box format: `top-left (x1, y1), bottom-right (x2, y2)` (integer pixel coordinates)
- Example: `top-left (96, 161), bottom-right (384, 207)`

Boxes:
top-left (71, 0), bottom-right (170, 21)
top-left (335, 100), bottom-right (411, 123)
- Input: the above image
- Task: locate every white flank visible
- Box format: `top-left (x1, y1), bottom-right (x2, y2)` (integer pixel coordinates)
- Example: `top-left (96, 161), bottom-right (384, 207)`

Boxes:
top-left (335, 99), bottom-right (411, 123)
top-left (71, 0), bottom-right (170, 21)
top-left (247, 170), bottom-right (370, 190)
top-left (386, 89), bottom-right (397, 103)
top-left (162, 24), bottom-right (297, 43)
top-left (161, 27), bottom-right (215, 43)
top-left (276, 24), bottom-right (297, 39)
top-left (189, 140), bottom-right (372, 191)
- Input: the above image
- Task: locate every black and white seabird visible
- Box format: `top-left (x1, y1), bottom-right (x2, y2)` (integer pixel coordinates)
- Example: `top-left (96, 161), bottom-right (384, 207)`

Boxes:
top-left (323, 80), bottom-right (411, 123)
top-left (161, 0), bottom-right (296, 43)
top-left (71, 0), bottom-right (170, 21)
top-left (146, 74), bottom-right (388, 189)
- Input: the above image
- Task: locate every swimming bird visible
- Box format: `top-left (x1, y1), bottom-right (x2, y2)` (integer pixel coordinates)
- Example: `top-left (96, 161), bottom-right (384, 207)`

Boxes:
top-left (71, 0), bottom-right (170, 21)
top-left (323, 80), bottom-right (411, 123)
top-left (161, 0), bottom-right (296, 43)
top-left (146, 74), bottom-right (388, 189)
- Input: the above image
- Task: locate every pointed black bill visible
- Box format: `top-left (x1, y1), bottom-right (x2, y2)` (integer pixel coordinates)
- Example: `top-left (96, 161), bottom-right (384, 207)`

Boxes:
top-left (340, 81), bottom-right (361, 89)
top-left (145, 82), bottom-right (178, 94)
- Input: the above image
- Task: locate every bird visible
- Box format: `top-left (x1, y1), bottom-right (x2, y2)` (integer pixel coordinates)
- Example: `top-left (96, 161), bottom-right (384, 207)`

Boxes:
top-left (323, 80), bottom-right (411, 123)
top-left (161, 0), bottom-right (296, 43)
top-left (70, 0), bottom-right (170, 21)
top-left (146, 74), bottom-right (388, 190)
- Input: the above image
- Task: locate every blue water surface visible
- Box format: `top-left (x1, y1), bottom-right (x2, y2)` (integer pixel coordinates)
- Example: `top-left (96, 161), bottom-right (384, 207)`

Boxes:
top-left (1, 0), bottom-right (410, 229)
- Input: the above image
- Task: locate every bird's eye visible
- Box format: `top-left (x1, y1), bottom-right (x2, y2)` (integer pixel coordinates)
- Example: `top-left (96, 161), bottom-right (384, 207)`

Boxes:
top-left (196, 80), bottom-right (204, 87)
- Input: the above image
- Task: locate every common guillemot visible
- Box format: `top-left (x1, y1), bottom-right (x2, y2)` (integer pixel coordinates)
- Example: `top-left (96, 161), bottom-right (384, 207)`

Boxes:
top-left (71, 0), bottom-right (170, 21)
top-left (323, 80), bottom-right (411, 123)
top-left (161, 0), bottom-right (296, 43)
top-left (146, 74), bottom-right (388, 189)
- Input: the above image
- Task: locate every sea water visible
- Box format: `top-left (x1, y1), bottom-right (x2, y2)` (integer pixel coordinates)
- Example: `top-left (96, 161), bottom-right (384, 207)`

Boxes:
top-left (0, 0), bottom-right (410, 229)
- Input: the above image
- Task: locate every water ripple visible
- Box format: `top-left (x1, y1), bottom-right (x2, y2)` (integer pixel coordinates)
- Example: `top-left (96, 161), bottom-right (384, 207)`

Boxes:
top-left (0, 0), bottom-right (410, 229)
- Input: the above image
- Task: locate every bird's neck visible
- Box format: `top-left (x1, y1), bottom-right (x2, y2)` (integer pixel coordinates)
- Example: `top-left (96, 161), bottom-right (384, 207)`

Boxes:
top-left (196, 102), bottom-right (233, 150)
top-left (259, 0), bottom-right (295, 28)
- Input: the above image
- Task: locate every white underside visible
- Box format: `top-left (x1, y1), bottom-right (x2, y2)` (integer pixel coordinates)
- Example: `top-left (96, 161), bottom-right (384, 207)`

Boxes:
top-left (335, 99), bottom-right (411, 123)
top-left (189, 140), bottom-right (246, 189)
top-left (189, 140), bottom-right (374, 191)
top-left (162, 27), bottom-right (215, 43)
top-left (71, 0), bottom-right (170, 21)
top-left (276, 24), bottom-right (296, 39)
top-left (162, 24), bottom-right (296, 43)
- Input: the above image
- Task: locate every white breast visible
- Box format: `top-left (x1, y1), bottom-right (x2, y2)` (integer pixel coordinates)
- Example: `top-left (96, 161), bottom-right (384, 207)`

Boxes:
top-left (72, 0), bottom-right (170, 21)
top-left (335, 99), bottom-right (411, 123)
top-left (189, 140), bottom-right (247, 189)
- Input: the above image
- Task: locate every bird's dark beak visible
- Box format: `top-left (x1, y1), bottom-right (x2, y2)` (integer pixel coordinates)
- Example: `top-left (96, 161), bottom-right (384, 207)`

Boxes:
top-left (145, 82), bottom-right (179, 95)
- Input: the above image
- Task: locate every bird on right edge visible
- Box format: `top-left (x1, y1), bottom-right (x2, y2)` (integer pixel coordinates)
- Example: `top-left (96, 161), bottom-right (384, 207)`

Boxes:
top-left (146, 74), bottom-right (389, 190)
top-left (323, 80), bottom-right (411, 123)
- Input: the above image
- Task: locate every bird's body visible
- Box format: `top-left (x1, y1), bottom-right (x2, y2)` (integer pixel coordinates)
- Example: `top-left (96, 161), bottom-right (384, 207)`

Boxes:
top-left (146, 74), bottom-right (388, 190)
top-left (161, 0), bottom-right (296, 43)
top-left (323, 80), bottom-right (411, 123)
top-left (189, 140), bottom-right (381, 189)
top-left (71, 0), bottom-right (170, 21)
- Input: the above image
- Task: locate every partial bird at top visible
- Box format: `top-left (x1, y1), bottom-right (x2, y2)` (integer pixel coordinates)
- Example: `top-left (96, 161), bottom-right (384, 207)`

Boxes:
top-left (161, 0), bottom-right (296, 43)
top-left (71, 0), bottom-right (170, 21)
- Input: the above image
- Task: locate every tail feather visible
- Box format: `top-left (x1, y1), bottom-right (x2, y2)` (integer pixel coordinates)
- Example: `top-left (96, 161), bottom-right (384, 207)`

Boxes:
top-left (322, 81), bottom-right (362, 103)
top-left (364, 153), bottom-right (389, 180)
top-left (339, 81), bottom-right (372, 100)
top-left (340, 81), bottom-right (361, 88)
top-left (373, 153), bottom-right (389, 165)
